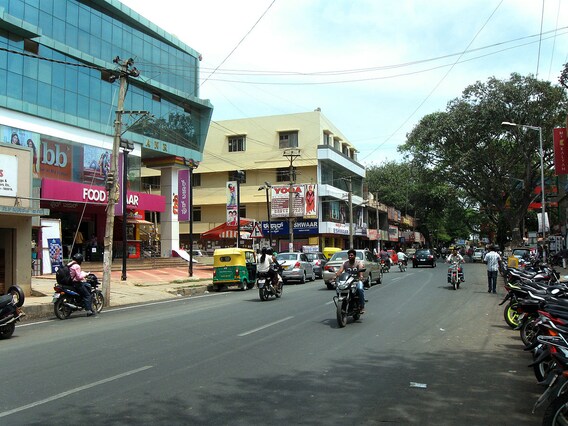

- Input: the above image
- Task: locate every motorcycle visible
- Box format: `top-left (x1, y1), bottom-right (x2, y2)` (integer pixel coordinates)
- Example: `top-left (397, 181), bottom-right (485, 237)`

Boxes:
top-left (333, 269), bottom-right (365, 328)
top-left (447, 262), bottom-right (463, 290)
top-left (0, 285), bottom-right (25, 339)
top-left (257, 266), bottom-right (283, 301)
top-left (52, 273), bottom-right (104, 319)
top-left (398, 260), bottom-right (407, 272)
top-left (380, 259), bottom-right (390, 273)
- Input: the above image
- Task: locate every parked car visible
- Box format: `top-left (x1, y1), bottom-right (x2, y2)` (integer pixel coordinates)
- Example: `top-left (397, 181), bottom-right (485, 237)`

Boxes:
top-left (276, 252), bottom-right (315, 284)
top-left (305, 252), bottom-right (328, 278)
top-left (472, 248), bottom-right (485, 262)
top-left (412, 249), bottom-right (437, 268)
top-left (322, 249), bottom-right (382, 290)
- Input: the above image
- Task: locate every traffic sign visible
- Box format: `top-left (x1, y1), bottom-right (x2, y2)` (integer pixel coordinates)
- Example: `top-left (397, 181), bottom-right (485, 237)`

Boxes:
top-left (250, 223), bottom-right (264, 238)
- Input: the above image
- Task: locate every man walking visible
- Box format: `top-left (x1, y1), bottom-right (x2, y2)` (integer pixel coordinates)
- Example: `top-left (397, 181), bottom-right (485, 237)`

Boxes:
top-left (484, 245), bottom-right (502, 294)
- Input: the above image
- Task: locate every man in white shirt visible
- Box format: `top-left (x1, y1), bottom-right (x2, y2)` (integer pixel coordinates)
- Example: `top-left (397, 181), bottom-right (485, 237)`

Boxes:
top-left (484, 245), bottom-right (502, 294)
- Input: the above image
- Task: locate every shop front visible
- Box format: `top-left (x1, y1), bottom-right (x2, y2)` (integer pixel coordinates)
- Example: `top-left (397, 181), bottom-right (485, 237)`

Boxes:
top-left (260, 219), bottom-right (319, 252)
top-left (41, 178), bottom-right (165, 261)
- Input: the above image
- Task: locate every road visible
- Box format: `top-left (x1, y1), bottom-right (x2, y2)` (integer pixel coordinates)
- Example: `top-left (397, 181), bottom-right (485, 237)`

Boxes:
top-left (1, 262), bottom-right (544, 424)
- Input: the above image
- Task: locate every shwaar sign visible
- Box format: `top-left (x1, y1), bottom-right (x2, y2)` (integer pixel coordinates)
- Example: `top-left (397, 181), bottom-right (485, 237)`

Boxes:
top-left (0, 154), bottom-right (17, 196)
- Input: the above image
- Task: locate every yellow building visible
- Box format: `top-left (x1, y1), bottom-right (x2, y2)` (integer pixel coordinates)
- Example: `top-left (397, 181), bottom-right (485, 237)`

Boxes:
top-left (179, 110), bottom-right (367, 253)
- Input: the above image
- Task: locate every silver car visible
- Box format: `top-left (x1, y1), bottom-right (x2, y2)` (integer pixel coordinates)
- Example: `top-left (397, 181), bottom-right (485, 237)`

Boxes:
top-left (305, 252), bottom-right (328, 278)
top-left (276, 252), bottom-right (315, 284)
top-left (322, 249), bottom-right (382, 290)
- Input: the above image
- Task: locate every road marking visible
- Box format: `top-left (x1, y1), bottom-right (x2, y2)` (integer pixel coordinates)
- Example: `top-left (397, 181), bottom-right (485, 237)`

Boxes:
top-left (0, 366), bottom-right (153, 418)
top-left (238, 316), bottom-right (294, 336)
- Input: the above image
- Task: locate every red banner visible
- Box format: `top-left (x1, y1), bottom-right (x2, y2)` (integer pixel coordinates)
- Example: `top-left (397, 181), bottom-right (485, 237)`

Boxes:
top-left (553, 127), bottom-right (568, 175)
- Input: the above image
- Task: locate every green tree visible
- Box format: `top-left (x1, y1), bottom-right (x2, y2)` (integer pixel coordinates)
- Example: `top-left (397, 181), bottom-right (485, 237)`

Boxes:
top-left (400, 73), bottom-right (568, 243)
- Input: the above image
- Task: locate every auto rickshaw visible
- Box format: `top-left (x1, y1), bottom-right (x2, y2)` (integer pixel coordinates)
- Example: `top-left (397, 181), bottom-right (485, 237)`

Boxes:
top-left (323, 247), bottom-right (341, 260)
top-left (212, 248), bottom-right (257, 291)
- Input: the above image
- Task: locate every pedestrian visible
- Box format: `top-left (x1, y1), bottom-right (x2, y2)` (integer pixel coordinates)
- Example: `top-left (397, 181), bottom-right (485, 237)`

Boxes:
top-left (484, 244), bottom-right (502, 294)
top-left (74, 230), bottom-right (84, 257)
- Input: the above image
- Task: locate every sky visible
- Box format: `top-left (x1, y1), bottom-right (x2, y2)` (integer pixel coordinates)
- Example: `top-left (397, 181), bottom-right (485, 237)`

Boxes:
top-left (119, 0), bottom-right (568, 166)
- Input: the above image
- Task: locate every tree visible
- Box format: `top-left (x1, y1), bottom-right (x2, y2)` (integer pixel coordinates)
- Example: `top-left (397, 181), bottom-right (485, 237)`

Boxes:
top-left (400, 73), bottom-right (568, 243)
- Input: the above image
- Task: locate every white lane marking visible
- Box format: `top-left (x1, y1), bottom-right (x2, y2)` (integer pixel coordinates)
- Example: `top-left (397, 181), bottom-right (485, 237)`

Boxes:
top-left (0, 366), bottom-right (153, 418)
top-left (238, 316), bottom-right (294, 337)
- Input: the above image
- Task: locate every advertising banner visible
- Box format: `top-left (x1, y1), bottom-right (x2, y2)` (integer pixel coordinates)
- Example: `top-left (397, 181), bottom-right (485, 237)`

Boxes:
top-left (226, 181), bottom-right (238, 225)
top-left (304, 184), bottom-right (317, 218)
top-left (553, 127), bottom-right (568, 175)
top-left (178, 169), bottom-right (190, 221)
top-left (261, 219), bottom-right (319, 235)
top-left (0, 154), bottom-right (17, 196)
top-left (271, 184), bottom-right (307, 218)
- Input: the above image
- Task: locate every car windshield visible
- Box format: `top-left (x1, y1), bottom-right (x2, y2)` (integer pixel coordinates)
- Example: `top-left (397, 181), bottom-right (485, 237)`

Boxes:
top-left (416, 250), bottom-right (430, 255)
top-left (330, 251), bottom-right (363, 261)
top-left (305, 253), bottom-right (319, 260)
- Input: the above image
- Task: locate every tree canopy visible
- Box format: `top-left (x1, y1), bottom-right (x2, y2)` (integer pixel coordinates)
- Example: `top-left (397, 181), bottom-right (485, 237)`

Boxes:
top-left (397, 73), bottom-right (568, 243)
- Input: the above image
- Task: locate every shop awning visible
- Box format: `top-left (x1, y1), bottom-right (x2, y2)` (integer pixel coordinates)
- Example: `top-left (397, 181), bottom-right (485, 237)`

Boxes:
top-left (201, 218), bottom-right (254, 240)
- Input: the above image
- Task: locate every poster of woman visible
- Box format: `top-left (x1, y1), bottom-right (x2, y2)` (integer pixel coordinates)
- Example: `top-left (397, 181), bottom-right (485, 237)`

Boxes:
top-left (1, 126), bottom-right (41, 177)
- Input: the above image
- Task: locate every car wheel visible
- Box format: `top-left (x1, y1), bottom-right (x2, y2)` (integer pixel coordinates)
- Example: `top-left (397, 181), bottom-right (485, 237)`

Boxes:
top-left (300, 272), bottom-right (306, 284)
top-left (310, 270), bottom-right (316, 281)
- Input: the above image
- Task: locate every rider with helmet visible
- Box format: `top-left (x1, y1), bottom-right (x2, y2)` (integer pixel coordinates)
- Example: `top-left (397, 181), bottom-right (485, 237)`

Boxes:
top-left (68, 253), bottom-right (95, 316)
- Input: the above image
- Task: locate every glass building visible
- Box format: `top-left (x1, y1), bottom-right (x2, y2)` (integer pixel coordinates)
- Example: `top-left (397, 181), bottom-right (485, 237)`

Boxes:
top-left (0, 0), bottom-right (213, 270)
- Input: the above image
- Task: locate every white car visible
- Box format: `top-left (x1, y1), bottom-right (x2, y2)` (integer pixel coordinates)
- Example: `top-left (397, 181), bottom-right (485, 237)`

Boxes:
top-left (276, 252), bottom-right (315, 284)
top-left (472, 248), bottom-right (485, 262)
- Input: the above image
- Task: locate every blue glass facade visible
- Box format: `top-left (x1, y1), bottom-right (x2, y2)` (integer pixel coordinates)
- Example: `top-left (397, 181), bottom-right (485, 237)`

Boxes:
top-left (0, 0), bottom-right (212, 157)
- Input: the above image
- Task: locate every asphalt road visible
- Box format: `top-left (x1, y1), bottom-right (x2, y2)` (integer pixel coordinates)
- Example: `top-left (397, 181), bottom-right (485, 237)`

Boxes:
top-left (1, 262), bottom-right (545, 425)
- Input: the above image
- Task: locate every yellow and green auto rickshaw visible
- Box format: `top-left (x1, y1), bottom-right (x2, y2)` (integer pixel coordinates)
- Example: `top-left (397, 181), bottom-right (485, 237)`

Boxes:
top-left (212, 248), bottom-right (257, 291)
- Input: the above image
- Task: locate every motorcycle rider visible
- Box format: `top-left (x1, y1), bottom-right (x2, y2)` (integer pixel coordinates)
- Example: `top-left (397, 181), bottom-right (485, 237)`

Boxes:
top-left (68, 253), bottom-right (95, 316)
top-left (397, 249), bottom-right (408, 268)
top-left (379, 247), bottom-right (390, 272)
top-left (257, 248), bottom-right (281, 290)
top-left (335, 249), bottom-right (366, 313)
top-left (446, 248), bottom-right (465, 282)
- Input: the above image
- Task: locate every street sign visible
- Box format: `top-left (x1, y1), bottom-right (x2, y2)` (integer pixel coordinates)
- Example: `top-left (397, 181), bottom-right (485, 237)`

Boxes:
top-left (250, 223), bottom-right (264, 238)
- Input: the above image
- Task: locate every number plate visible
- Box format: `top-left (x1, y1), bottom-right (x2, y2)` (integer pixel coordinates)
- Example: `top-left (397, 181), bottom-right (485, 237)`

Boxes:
top-left (52, 294), bottom-right (60, 303)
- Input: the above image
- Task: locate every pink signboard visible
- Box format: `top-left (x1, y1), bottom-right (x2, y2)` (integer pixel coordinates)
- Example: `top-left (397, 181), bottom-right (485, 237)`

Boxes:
top-left (41, 178), bottom-right (166, 212)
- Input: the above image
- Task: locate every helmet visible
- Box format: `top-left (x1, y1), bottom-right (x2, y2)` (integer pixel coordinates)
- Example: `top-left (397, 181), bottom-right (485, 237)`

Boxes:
top-left (72, 253), bottom-right (83, 264)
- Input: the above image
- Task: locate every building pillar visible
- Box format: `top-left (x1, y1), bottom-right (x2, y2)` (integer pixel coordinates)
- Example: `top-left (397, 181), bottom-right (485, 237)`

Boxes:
top-left (160, 167), bottom-right (180, 257)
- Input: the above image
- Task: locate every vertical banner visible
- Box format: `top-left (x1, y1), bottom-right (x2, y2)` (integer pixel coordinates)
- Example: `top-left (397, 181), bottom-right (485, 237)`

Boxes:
top-left (553, 127), bottom-right (568, 175)
top-left (537, 212), bottom-right (550, 233)
top-left (178, 169), bottom-right (189, 221)
top-left (226, 181), bottom-right (238, 225)
top-left (116, 152), bottom-right (124, 216)
top-left (47, 237), bottom-right (63, 273)
top-left (304, 184), bottom-right (317, 218)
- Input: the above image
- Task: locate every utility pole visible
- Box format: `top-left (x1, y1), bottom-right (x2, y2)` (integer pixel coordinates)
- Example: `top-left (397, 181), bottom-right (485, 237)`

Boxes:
top-left (283, 149), bottom-right (300, 252)
top-left (102, 57), bottom-right (139, 305)
top-left (348, 177), bottom-right (353, 249)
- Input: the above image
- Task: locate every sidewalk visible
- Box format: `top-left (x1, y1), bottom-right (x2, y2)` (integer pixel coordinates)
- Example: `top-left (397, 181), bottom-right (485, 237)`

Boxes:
top-left (23, 264), bottom-right (215, 321)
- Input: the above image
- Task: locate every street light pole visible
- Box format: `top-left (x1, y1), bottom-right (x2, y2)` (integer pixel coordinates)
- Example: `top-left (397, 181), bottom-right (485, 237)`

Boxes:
top-left (502, 121), bottom-right (546, 262)
top-left (120, 138), bottom-right (134, 281)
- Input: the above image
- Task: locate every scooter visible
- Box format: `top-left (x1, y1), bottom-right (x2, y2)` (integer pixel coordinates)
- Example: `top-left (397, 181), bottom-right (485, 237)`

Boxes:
top-left (52, 273), bottom-right (104, 319)
top-left (0, 285), bottom-right (25, 339)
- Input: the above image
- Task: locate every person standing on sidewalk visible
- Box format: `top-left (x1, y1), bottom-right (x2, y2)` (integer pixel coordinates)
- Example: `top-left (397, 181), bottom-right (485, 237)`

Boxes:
top-left (484, 245), bottom-right (502, 294)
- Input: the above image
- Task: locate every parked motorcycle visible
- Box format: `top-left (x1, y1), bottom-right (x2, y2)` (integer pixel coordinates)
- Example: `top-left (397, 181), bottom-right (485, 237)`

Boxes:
top-left (0, 285), bottom-right (25, 339)
top-left (52, 273), bottom-right (104, 319)
top-left (257, 267), bottom-right (283, 301)
top-left (333, 269), bottom-right (365, 328)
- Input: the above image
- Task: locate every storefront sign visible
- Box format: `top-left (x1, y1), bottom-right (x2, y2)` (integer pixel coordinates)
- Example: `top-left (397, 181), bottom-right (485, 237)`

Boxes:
top-left (261, 219), bottom-right (319, 235)
top-left (0, 154), bottom-right (17, 196)
top-left (41, 178), bottom-right (166, 212)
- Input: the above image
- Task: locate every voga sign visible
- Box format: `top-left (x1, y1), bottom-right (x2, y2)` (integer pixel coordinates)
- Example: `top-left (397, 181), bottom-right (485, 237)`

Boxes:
top-left (82, 187), bottom-right (139, 206)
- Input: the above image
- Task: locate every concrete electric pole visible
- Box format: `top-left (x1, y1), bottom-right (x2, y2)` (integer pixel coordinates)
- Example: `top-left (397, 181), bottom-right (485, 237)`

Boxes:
top-left (283, 149), bottom-right (300, 252)
top-left (102, 57), bottom-right (140, 306)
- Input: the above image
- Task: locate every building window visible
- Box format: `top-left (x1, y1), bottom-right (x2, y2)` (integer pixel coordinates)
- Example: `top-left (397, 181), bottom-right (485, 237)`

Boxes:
top-left (276, 167), bottom-right (296, 182)
top-left (192, 173), bottom-right (201, 187)
top-left (333, 137), bottom-right (341, 150)
top-left (24, 39), bottom-right (39, 55)
top-left (323, 132), bottom-right (332, 146)
top-left (228, 135), bottom-right (246, 152)
top-left (192, 206), bottom-right (201, 221)
top-left (279, 131), bottom-right (298, 149)
top-left (228, 170), bottom-right (246, 183)
top-left (239, 205), bottom-right (246, 218)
